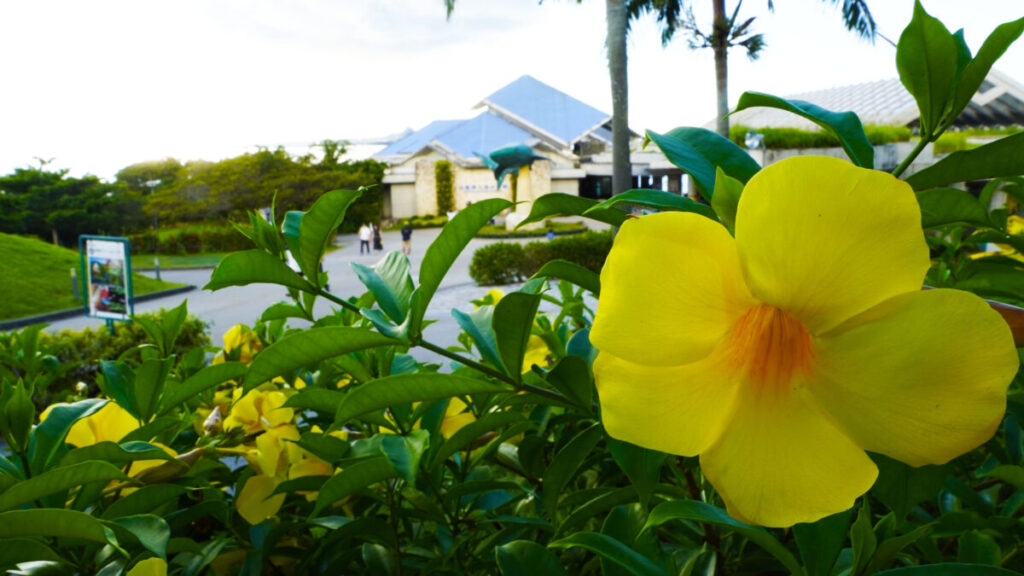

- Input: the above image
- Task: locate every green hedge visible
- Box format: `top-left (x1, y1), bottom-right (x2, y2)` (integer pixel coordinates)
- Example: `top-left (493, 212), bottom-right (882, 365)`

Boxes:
top-left (469, 230), bottom-right (614, 285)
top-left (128, 226), bottom-right (251, 255)
top-left (389, 214), bottom-right (449, 230)
top-left (730, 124), bottom-right (912, 150)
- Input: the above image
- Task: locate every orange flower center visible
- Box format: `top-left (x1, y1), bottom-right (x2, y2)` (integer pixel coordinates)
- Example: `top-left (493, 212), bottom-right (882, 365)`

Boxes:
top-left (726, 304), bottom-right (814, 392)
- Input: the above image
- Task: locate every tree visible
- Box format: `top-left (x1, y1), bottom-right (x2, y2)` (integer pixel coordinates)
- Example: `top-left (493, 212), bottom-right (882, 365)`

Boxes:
top-left (631, 0), bottom-right (876, 137)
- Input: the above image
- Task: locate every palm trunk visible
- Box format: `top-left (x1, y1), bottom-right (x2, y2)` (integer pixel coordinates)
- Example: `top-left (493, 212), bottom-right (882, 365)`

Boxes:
top-left (713, 0), bottom-right (730, 138)
top-left (606, 0), bottom-right (631, 196)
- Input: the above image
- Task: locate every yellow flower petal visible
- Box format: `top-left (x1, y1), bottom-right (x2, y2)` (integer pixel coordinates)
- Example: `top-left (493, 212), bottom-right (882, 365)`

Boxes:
top-left (700, 386), bottom-right (877, 528)
top-left (735, 156), bottom-right (930, 333)
top-left (595, 352), bottom-right (741, 457)
top-left (812, 289), bottom-right (1018, 466)
top-left (127, 557), bottom-right (167, 576)
top-left (440, 398), bottom-right (476, 438)
top-left (236, 475), bottom-right (285, 525)
top-left (522, 335), bottom-right (551, 373)
top-left (65, 402), bottom-right (139, 447)
top-left (592, 212), bottom-right (755, 366)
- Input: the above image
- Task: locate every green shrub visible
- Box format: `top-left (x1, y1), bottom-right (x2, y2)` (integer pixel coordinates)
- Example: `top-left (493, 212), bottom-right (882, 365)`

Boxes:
top-left (522, 230), bottom-right (614, 276)
top-left (389, 214), bottom-right (449, 230)
top-left (435, 160), bottom-right (453, 214)
top-left (477, 220), bottom-right (587, 238)
top-left (469, 242), bottom-right (526, 284)
top-left (730, 124), bottom-right (912, 150)
top-left (127, 225), bottom-right (250, 254)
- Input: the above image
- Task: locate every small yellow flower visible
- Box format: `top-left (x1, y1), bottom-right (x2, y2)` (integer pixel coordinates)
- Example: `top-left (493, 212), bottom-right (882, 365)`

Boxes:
top-left (217, 324), bottom-right (262, 364)
top-left (40, 402), bottom-right (139, 447)
top-left (522, 335), bottom-right (551, 373)
top-left (592, 156), bottom-right (1019, 527)
top-left (223, 388), bottom-right (294, 434)
top-left (439, 397), bottom-right (476, 438)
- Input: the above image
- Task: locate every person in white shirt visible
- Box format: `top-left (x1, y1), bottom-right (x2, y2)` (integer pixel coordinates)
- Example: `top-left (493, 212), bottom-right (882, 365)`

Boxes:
top-left (358, 223), bottom-right (372, 254)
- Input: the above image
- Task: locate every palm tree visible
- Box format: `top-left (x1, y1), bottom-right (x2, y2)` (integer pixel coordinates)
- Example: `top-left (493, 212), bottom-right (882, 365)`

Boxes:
top-left (630, 0), bottom-right (876, 137)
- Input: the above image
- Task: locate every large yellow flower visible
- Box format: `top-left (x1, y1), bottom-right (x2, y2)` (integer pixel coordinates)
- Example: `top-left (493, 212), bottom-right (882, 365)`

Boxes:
top-left (591, 156), bottom-right (1019, 527)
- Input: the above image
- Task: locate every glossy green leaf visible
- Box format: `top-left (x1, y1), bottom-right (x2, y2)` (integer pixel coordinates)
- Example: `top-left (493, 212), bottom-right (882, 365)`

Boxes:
top-left (296, 432), bottom-right (350, 464)
top-left (952, 259), bottom-right (1024, 303)
top-left (0, 461), bottom-right (125, 513)
top-left (352, 250), bottom-right (415, 324)
top-left (517, 193), bottom-right (628, 228)
top-left (134, 357), bottom-right (172, 422)
top-left (646, 127), bottom-right (760, 200)
top-left (710, 167), bottom-right (744, 230)
top-left (896, 1), bottom-right (959, 136)
top-left (917, 188), bottom-right (990, 228)
top-left (543, 423), bottom-right (603, 520)
top-left (0, 509), bottom-right (117, 546)
top-left (793, 509), bottom-right (852, 576)
top-left (868, 523), bottom-right (935, 574)
top-left (494, 292), bottom-right (542, 380)
top-left (586, 188), bottom-right (717, 220)
top-left (952, 18), bottom-right (1024, 130)
top-left (204, 250), bottom-right (310, 292)
top-left (377, 430), bottom-right (429, 484)
top-left (259, 302), bottom-right (308, 322)
top-left (0, 539), bottom-right (62, 566)
top-left (957, 530), bottom-right (1002, 566)
top-left (410, 198), bottom-right (511, 337)
top-left (453, 306), bottom-right (505, 373)
top-left (297, 189), bottom-right (361, 283)
top-left (159, 362), bottom-right (247, 416)
top-left (643, 499), bottom-right (802, 575)
top-left (101, 484), bottom-right (187, 520)
top-left (28, 398), bottom-right (106, 475)
top-left (557, 487), bottom-right (638, 538)
top-left (549, 532), bottom-right (663, 576)
top-left (313, 456), bottom-right (397, 516)
top-left (335, 373), bottom-right (509, 425)
top-left (870, 454), bottom-right (949, 520)
top-left (544, 356), bottom-right (593, 410)
top-left (430, 411), bottom-right (523, 469)
top-left (243, 326), bottom-right (399, 391)
top-left (530, 259), bottom-right (600, 296)
top-left (283, 388), bottom-right (347, 415)
top-left (851, 499), bottom-right (877, 576)
top-left (59, 441), bottom-right (174, 468)
top-left (496, 540), bottom-right (569, 576)
top-left (734, 92), bottom-right (875, 168)
top-left (607, 438), bottom-right (667, 510)
top-left (99, 361), bottom-right (138, 419)
top-left (110, 514), bottom-right (170, 559)
top-left (906, 133), bottom-right (1024, 190)
top-left (876, 564), bottom-right (1023, 576)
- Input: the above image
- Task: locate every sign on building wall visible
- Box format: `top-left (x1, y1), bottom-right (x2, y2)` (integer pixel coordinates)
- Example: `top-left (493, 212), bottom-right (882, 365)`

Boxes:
top-left (79, 236), bottom-right (133, 321)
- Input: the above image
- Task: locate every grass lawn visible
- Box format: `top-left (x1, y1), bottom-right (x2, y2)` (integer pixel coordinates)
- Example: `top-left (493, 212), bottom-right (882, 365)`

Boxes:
top-left (0, 233), bottom-right (184, 322)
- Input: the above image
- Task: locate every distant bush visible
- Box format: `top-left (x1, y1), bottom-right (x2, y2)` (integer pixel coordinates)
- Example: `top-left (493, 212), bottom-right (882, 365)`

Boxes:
top-left (934, 128), bottom-right (1020, 155)
top-left (730, 124), bottom-right (912, 150)
top-left (469, 230), bottom-right (614, 285)
top-left (477, 220), bottom-right (586, 238)
top-left (389, 214), bottom-right (449, 230)
top-left (435, 160), bottom-right (453, 214)
top-left (127, 225), bottom-right (250, 254)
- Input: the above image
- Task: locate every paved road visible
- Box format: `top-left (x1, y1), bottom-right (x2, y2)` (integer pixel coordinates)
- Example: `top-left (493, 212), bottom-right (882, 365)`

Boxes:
top-left (44, 227), bottom-right (542, 363)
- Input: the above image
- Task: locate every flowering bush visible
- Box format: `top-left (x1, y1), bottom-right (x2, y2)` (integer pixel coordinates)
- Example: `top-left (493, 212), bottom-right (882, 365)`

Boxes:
top-left (1, 5), bottom-right (1024, 575)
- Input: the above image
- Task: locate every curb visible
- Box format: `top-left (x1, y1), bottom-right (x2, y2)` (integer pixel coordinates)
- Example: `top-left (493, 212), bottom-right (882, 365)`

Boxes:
top-left (0, 285), bottom-right (197, 332)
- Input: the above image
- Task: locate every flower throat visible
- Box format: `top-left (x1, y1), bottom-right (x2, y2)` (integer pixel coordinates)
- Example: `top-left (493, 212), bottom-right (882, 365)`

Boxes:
top-left (727, 304), bottom-right (814, 391)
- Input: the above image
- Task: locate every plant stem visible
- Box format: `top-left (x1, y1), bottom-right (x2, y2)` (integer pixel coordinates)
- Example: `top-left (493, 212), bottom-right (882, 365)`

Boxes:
top-left (892, 136), bottom-right (932, 178)
top-left (316, 288), bottom-right (362, 314)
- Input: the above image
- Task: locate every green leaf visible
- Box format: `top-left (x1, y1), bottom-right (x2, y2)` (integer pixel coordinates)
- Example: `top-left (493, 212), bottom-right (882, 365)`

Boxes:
top-left (335, 373), bottom-right (509, 425)
top-left (59, 441), bottom-right (174, 468)
top-left (544, 356), bottom-right (593, 410)
top-left (430, 411), bottom-right (523, 469)
top-left (643, 500), bottom-right (803, 575)
top-left (793, 509), bottom-right (852, 576)
top-left (0, 461), bottom-right (125, 513)
top-left (99, 361), bottom-right (138, 420)
top-left (297, 189), bottom-right (361, 283)
top-left (549, 532), bottom-right (663, 576)
top-left (134, 357), bottom-right (172, 422)
top-left (295, 432), bottom-right (350, 464)
top-left (410, 198), bottom-right (512, 337)
top-left (710, 167), bottom-right (744, 230)
top-left (557, 487), bottom-right (638, 538)
top-left (283, 388), bottom-right (346, 415)
top-left (867, 523), bottom-right (935, 574)
top-left (353, 251), bottom-right (415, 324)
top-left (517, 193), bottom-right (628, 228)
top-left (952, 18), bottom-right (1024, 130)
top-left (494, 292), bottom-right (542, 381)
top-left (851, 499), bottom-right (877, 576)
top-left (28, 399), bottom-right (106, 475)
top-left (906, 133), bottom-right (1024, 190)
top-left (109, 514), bottom-right (170, 559)
top-left (101, 484), bottom-right (187, 519)
top-left (733, 92), bottom-right (875, 168)
top-left (204, 250), bottom-right (310, 292)
top-left (378, 430), bottom-right (429, 484)
top-left (543, 423), bottom-right (603, 520)
top-left (496, 541), bottom-right (569, 576)
top-left (259, 302), bottom-right (308, 322)
top-left (243, 327), bottom-right (399, 391)
top-left (453, 306), bottom-right (505, 373)
top-left (0, 539), bottom-right (62, 566)
top-left (607, 438), bottom-right (667, 510)
top-left (158, 300), bottom-right (188, 357)
top-left (0, 509), bottom-right (117, 546)
top-left (586, 189), bottom-right (717, 220)
top-left (983, 465), bottom-right (1024, 489)
top-left (530, 259), bottom-right (601, 296)
top-left (916, 188), bottom-right (990, 228)
top-left (957, 530), bottom-right (1002, 566)
top-left (875, 565), bottom-right (1023, 576)
top-left (896, 1), bottom-right (959, 136)
top-left (646, 127), bottom-right (760, 200)
top-left (870, 454), bottom-right (949, 520)
top-left (159, 362), bottom-right (247, 416)
top-left (313, 456), bottom-right (397, 516)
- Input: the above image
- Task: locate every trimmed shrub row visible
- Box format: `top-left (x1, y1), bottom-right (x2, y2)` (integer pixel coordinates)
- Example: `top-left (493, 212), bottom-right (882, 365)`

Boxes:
top-left (730, 124), bottom-right (912, 150)
top-left (127, 227), bottom-right (251, 255)
top-left (470, 230), bottom-right (614, 285)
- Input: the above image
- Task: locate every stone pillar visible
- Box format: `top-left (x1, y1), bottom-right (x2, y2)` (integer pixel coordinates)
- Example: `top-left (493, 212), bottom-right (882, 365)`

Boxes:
top-left (415, 159), bottom-right (437, 217)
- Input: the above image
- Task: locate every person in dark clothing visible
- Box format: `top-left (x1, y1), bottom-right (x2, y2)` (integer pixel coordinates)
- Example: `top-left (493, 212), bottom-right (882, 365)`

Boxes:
top-left (372, 223), bottom-right (383, 251)
top-left (401, 223), bottom-right (413, 255)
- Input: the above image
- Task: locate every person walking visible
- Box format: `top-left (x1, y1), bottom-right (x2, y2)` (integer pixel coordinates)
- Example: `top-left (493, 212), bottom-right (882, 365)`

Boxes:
top-left (358, 223), bottom-right (372, 254)
top-left (401, 222), bottom-right (413, 255)
top-left (372, 223), bottom-right (383, 252)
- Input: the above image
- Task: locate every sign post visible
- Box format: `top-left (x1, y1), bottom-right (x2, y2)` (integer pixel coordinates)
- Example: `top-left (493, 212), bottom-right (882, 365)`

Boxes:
top-left (79, 236), bottom-right (134, 332)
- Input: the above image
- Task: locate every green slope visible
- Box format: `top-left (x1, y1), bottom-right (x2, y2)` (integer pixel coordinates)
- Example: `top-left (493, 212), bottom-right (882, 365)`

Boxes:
top-left (0, 233), bottom-right (183, 322)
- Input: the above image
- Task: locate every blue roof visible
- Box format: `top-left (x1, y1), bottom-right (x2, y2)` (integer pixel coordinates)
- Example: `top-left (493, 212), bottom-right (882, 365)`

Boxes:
top-left (374, 112), bottom-right (534, 160)
top-left (482, 75), bottom-right (609, 144)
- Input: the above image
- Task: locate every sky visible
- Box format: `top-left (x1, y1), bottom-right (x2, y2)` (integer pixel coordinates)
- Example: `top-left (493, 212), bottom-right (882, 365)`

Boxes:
top-left (1, 0), bottom-right (1021, 181)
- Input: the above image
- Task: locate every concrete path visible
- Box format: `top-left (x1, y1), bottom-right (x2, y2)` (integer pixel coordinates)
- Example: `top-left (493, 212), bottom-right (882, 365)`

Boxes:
top-left (44, 227), bottom-right (544, 363)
